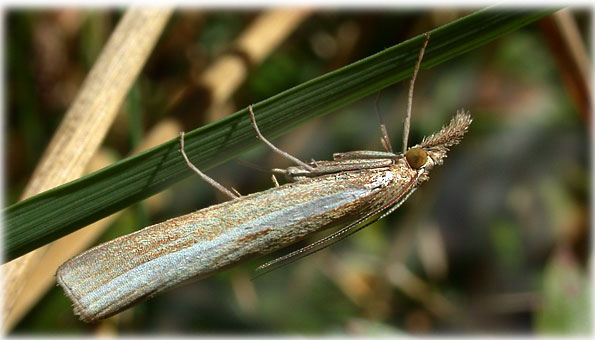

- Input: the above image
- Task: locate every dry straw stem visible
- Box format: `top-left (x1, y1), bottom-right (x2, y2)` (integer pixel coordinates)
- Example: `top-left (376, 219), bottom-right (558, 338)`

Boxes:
top-left (539, 9), bottom-right (590, 121)
top-left (416, 223), bottom-right (448, 281)
top-left (2, 8), bottom-right (172, 331)
top-left (206, 8), bottom-right (310, 118)
top-left (385, 263), bottom-right (456, 319)
top-left (553, 10), bottom-right (590, 90)
top-left (169, 8), bottom-right (312, 122)
top-left (3, 151), bottom-right (119, 330)
top-left (318, 252), bottom-right (377, 308)
top-left (4, 121), bottom-right (181, 331)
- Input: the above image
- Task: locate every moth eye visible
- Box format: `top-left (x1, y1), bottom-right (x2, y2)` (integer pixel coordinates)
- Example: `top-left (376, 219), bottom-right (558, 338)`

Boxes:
top-left (405, 147), bottom-right (428, 169)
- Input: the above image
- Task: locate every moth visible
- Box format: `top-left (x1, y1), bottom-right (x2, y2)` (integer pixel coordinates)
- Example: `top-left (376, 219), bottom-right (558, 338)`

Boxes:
top-left (56, 33), bottom-right (472, 322)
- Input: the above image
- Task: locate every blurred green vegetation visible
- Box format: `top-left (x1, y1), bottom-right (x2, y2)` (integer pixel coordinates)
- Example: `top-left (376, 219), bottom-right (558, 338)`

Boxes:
top-left (6, 9), bottom-right (590, 335)
top-left (6, 9), bottom-right (557, 261)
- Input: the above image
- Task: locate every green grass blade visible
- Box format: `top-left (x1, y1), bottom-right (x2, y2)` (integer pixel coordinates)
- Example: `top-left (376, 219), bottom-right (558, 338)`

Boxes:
top-left (3, 8), bottom-right (556, 261)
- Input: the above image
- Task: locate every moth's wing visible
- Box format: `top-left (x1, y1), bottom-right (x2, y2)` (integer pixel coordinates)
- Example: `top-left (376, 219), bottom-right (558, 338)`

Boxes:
top-left (253, 172), bottom-right (420, 279)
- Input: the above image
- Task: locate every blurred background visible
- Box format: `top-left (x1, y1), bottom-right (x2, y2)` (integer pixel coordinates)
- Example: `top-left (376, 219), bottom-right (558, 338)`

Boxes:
top-left (5, 8), bottom-right (590, 335)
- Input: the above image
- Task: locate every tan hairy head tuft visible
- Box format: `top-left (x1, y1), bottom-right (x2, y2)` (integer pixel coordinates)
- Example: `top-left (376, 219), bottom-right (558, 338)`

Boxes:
top-left (420, 110), bottom-right (472, 150)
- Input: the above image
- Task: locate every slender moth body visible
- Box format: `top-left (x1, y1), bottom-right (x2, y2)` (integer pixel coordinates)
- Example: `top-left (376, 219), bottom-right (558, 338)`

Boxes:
top-left (56, 33), bottom-right (472, 323)
top-left (56, 110), bottom-right (471, 322)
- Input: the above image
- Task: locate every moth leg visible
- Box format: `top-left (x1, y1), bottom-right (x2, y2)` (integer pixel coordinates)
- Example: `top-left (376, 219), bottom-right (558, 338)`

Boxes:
top-left (248, 105), bottom-right (315, 171)
top-left (179, 132), bottom-right (240, 200)
top-left (271, 174), bottom-right (280, 187)
top-left (374, 91), bottom-right (394, 153)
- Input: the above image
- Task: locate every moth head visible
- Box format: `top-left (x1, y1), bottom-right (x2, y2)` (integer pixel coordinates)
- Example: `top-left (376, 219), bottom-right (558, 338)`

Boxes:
top-left (414, 110), bottom-right (472, 168)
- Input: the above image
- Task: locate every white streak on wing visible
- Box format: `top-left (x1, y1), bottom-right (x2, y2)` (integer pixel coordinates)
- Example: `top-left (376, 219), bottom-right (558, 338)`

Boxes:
top-left (365, 169), bottom-right (394, 189)
top-left (80, 187), bottom-right (370, 316)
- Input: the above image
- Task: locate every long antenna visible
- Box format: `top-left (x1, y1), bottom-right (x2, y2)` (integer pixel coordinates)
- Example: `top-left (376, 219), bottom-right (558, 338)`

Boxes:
top-left (402, 33), bottom-right (430, 153)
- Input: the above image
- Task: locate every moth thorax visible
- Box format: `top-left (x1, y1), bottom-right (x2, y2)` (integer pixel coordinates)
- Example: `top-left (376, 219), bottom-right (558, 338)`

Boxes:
top-left (405, 147), bottom-right (428, 169)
